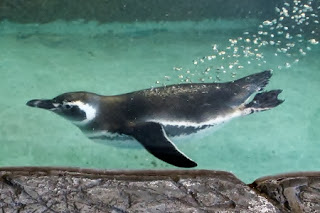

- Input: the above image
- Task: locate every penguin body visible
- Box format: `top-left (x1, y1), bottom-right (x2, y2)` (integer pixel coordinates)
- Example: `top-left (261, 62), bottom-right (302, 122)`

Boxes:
top-left (27, 70), bottom-right (283, 167)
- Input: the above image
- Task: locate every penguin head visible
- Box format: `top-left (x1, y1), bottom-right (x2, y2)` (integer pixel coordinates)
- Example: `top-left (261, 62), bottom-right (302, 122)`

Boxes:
top-left (26, 92), bottom-right (100, 125)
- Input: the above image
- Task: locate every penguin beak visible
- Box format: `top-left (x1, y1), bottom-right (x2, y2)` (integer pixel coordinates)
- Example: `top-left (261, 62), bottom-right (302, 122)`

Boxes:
top-left (26, 99), bottom-right (56, 110)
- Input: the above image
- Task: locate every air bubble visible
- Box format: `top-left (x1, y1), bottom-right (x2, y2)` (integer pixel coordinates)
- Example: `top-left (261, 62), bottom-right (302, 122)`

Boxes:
top-left (229, 39), bottom-right (238, 44)
top-left (207, 55), bottom-right (216, 60)
top-left (285, 33), bottom-right (292, 39)
top-left (299, 48), bottom-right (306, 56)
top-left (212, 44), bottom-right (218, 51)
top-left (282, 7), bottom-right (289, 17)
top-left (263, 20), bottom-right (273, 26)
top-left (173, 67), bottom-right (182, 71)
top-left (286, 43), bottom-right (295, 48)
top-left (309, 39), bottom-right (319, 45)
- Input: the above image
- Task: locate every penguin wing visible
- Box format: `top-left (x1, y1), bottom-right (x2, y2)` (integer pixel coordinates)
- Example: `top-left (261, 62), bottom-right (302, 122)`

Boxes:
top-left (129, 122), bottom-right (197, 168)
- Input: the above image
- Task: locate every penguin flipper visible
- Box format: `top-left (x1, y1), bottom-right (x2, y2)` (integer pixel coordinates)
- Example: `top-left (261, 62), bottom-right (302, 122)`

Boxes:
top-left (130, 122), bottom-right (197, 168)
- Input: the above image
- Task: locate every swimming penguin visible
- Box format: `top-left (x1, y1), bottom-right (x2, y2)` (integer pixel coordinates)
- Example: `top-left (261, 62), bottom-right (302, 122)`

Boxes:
top-left (26, 70), bottom-right (283, 168)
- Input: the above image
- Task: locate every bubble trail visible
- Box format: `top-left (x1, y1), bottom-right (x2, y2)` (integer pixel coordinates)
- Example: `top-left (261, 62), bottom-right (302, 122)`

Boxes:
top-left (157, 0), bottom-right (319, 85)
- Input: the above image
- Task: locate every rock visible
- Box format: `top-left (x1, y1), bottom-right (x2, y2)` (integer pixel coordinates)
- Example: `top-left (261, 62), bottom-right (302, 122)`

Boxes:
top-left (252, 172), bottom-right (320, 213)
top-left (0, 167), bottom-right (279, 213)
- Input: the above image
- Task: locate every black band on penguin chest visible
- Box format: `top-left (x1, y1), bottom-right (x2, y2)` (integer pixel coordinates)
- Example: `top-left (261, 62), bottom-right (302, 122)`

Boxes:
top-left (164, 124), bottom-right (212, 137)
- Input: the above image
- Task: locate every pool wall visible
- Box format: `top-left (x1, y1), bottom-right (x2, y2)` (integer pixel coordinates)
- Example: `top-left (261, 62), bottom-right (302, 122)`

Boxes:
top-left (0, 0), bottom-right (280, 23)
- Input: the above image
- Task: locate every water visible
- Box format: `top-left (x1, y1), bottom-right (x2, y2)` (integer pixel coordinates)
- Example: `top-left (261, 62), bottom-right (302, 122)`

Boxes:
top-left (0, 1), bottom-right (319, 183)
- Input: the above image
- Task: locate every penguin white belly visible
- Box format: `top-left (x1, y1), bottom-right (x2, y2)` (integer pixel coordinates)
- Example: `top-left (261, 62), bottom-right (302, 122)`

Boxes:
top-left (86, 109), bottom-right (244, 147)
top-left (86, 124), bottom-right (222, 148)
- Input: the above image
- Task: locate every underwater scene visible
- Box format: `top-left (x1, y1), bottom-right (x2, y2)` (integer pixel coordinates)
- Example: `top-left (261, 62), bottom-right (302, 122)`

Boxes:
top-left (0, 0), bottom-right (319, 183)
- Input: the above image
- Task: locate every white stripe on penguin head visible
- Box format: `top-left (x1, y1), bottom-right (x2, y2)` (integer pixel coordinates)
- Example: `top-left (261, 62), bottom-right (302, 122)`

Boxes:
top-left (68, 101), bottom-right (97, 125)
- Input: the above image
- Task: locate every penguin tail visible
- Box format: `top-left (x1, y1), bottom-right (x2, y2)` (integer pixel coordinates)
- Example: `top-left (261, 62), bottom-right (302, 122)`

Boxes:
top-left (245, 90), bottom-right (284, 112)
top-left (234, 70), bottom-right (272, 92)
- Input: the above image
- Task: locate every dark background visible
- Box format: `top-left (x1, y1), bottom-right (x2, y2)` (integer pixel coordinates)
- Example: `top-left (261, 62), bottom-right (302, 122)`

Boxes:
top-left (0, 0), bottom-right (281, 23)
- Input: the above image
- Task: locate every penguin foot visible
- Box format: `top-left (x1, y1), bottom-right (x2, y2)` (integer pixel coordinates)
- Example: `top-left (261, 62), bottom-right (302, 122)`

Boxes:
top-left (245, 90), bottom-right (284, 112)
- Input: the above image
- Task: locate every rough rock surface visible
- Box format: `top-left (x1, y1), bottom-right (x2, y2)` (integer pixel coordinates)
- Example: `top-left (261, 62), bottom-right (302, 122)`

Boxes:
top-left (252, 172), bottom-right (320, 213)
top-left (0, 167), bottom-right (279, 213)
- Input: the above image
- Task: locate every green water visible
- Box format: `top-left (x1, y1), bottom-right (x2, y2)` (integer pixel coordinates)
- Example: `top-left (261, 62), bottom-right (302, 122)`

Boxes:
top-left (0, 13), bottom-right (319, 182)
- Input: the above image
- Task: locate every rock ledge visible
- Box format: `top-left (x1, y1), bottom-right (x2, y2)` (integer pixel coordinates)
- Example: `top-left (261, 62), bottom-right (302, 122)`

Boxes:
top-left (1, 167), bottom-right (319, 212)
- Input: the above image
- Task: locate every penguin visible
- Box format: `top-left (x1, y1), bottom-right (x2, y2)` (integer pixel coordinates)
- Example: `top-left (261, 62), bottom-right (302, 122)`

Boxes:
top-left (26, 70), bottom-right (283, 168)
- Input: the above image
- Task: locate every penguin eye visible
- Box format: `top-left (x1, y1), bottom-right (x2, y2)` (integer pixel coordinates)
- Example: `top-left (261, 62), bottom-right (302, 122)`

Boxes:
top-left (64, 104), bottom-right (71, 109)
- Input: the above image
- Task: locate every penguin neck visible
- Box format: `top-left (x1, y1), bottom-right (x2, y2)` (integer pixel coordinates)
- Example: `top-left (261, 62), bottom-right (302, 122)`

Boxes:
top-left (74, 95), bottom-right (126, 133)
